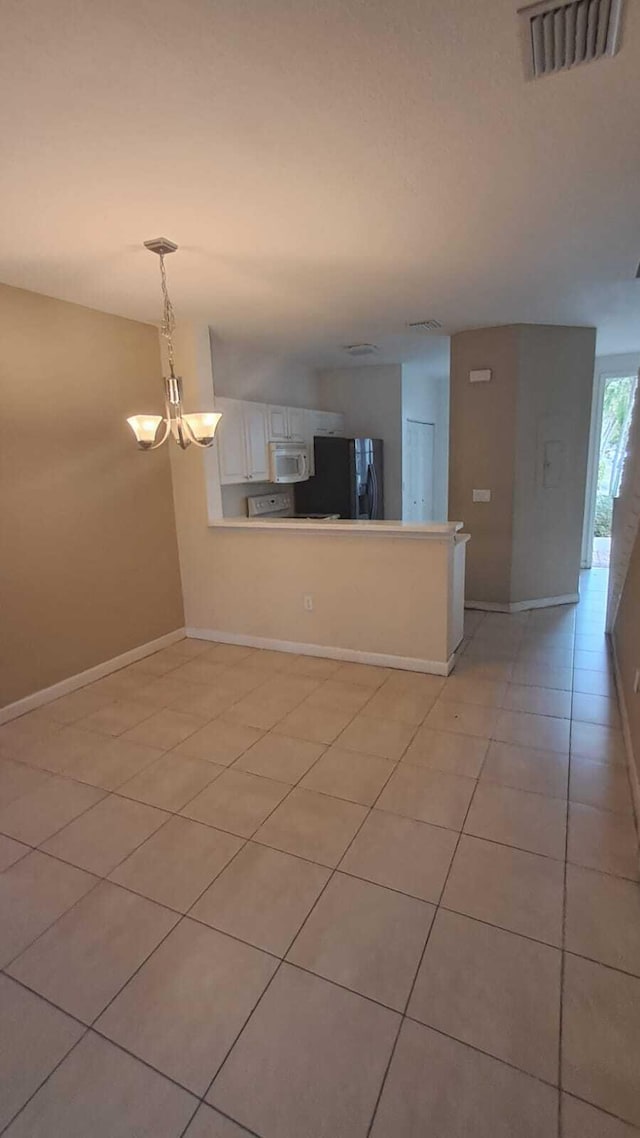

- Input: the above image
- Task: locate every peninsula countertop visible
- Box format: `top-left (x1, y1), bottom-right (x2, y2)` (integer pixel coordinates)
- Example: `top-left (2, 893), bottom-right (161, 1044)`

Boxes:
top-left (209, 517), bottom-right (467, 539)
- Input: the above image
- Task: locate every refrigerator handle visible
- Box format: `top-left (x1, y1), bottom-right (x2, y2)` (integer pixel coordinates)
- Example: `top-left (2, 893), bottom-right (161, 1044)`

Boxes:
top-left (367, 463), bottom-right (377, 520)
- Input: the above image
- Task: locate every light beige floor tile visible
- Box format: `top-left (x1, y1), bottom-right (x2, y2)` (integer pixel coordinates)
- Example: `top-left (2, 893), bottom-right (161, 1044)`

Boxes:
top-left (565, 864), bottom-right (640, 976)
top-left (0, 851), bottom-right (96, 967)
top-left (0, 715), bottom-right (62, 760)
top-left (118, 752), bottom-right (223, 811)
top-left (571, 721), bottom-right (627, 765)
top-left (0, 974), bottom-right (84, 1130)
top-left (364, 680), bottom-right (438, 726)
top-left (0, 774), bottom-right (104, 845)
top-left (224, 693), bottom-right (299, 731)
top-left (42, 795), bottom-right (169, 875)
top-left (568, 802), bottom-right (639, 880)
top-left (0, 834), bottom-right (29, 871)
top-left (170, 658), bottom-right (234, 686)
top-left (2, 1031), bottom-right (196, 1138)
top-left (256, 674), bottom-right (322, 706)
top-left (8, 880), bottom-right (178, 1022)
top-left (463, 641), bottom-right (518, 664)
top-left (254, 788), bottom-right (367, 867)
top-left (233, 732), bottom-right (324, 783)
top-left (66, 736), bottom-right (163, 790)
top-left (464, 782), bottom-right (567, 859)
top-left (511, 661), bottom-right (573, 690)
top-left (209, 964), bottom-right (399, 1138)
top-left (182, 769), bottom-right (289, 837)
top-left (12, 725), bottom-right (113, 776)
top-left (192, 842), bottom-right (329, 954)
top-left (304, 679), bottom-right (372, 715)
top-left (494, 709), bottom-right (570, 753)
top-left (0, 756), bottom-right (51, 810)
top-left (242, 647), bottom-right (299, 671)
top-left (340, 810), bottom-right (457, 902)
top-left (129, 647), bottom-right (192, 676)
top-left (480, 740), bottom-right (568, 798)
top-left (331, 662), bottom-right (391, 689)
top-left (168, 683), bottom-right (244, 720)
top-left (572, 692), bottom-right (621, 728)
top-left (203, 643), bottom-right (256, 666)
top-left (286, 655), bottom-right (342, 680)
top-left (440, 675), bottom-right (507, 708)
top-left (88, 670), bottom-right (160, 702)
top-left (402, 726), bottom-right (488, 777)
top-left (570, 756), bottom-right (633, 815)
top-left (370, 1019), bottom-right (558, 1138)
top-left (453, 656), bottom-right (514, 683)
top-left (122, 708), bottom-right (208, 750)
top-left (36, 687), bottom-right (114, 724)
top-left (562, 1094), bottom-right (640, 1137)
top-left (423, 698), bottom-right (499, 739)
top-left (517, 646), bottom-right (573, 668)
top-left (409, 909), bottom-right (561, 1081)
top-left (75, 699), bottom-right (156, 737)
top-left (135, 676), bottom-right (202, 710)
top-left (184, 1105), bottom-right (255, 1137)
top-left (442, 834), bottom-right (564, 945)
top-left (572, 669), bottom-right (617, 698)
top-left (575, 632), bottom-right (608, 651)
top-left (110, 816), bottom-right (243, 911)
top-left (563, 953), bottom-right (640, 1128)
top-left (337, 714), bottom-right (415, 760)
top-left (300, 746), bottom-right (395, 806)
top-left (502, 684), bottom-right (572, 718)
top-left (273, 702), bottom-right (355, 744)
top-left (97, 919), bottom-right (277, 1094)
top-left (288, 872), bottom-right (433, 1010)
top-left (376, 763), bottom-right (476, 830)
top-left (173, 718), bottom-right (263, 765)
top-left (574, 648), bottom-right (613, 673)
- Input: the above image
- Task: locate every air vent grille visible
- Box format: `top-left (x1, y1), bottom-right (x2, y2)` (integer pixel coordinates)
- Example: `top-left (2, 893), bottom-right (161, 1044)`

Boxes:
top-left (518, 0), bottom-right (623, 79)
top-left (407, 319), bottom-right (443, 331)
top-left (343, 343), bottom-right (379, 357)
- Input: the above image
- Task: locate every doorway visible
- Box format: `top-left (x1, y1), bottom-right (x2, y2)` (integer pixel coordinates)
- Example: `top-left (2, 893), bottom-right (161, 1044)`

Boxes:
top-left (403, 419), bottom-right (435, 522)
top-left (582, 372), bottom-right (637, 568)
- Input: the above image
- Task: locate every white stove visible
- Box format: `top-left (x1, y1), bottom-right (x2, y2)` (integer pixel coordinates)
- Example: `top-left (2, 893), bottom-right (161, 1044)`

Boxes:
top-left (247, 490), bottom-right (339, 521)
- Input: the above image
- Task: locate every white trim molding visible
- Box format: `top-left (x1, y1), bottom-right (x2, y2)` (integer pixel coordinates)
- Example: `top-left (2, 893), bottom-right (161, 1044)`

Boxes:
top-left (185, 626), bottom-right (456, 676)
top-left (611, 635), bottom-right (640, 840)
top-left (465, 593), bottom-right (579, 613)
top-left (0, 629), bottom-right (185, 725)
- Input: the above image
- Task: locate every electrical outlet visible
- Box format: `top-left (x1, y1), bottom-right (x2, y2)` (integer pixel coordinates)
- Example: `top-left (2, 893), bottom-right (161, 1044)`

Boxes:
top-left (303, 594), bottom-right (314, 612)
top-left (634, 668), bottom-right (640, 695)
top-left (473, 489), bottom-right (491, 503)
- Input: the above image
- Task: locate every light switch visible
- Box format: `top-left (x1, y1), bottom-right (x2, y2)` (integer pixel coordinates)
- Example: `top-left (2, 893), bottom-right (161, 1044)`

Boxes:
top-left (469, 369), bottom-right (492, 383)
top-left (473, 489), bottom-right (491, 502)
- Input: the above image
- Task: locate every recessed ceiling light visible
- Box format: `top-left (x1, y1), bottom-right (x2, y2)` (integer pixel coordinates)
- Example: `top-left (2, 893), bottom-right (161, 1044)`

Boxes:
top-left (342, 343), bottom-right (380, 357)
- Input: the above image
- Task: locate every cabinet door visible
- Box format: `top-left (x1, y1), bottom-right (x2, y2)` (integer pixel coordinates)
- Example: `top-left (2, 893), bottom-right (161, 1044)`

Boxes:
top-left (267, 405), bottom-right (289, 441)
top-left (216, 398), bottom-right (247, 484)
top-left (287, 406), bottom-right (306, 441)
top-left (244, 402), bottom-right (270, 481)
top-left (309, 410), bottom-right (345, 437)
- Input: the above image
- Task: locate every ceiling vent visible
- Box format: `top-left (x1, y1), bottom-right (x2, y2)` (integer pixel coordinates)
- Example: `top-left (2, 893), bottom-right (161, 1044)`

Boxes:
top-left (342, 343), bottom-right (379, 357)
top-left (407, 319), bottom-right (443, 331)
top-left (518, 0), bottom-right (624, 79)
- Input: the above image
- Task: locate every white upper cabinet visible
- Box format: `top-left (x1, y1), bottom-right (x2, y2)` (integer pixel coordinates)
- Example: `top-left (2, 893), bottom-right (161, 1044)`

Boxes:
top-left (307, 410), bottom-right (345, 438)
top-left (267, 405), bottom-right (306, 442)
top-left (216, 397), bottom-right (269, 484)
top-left (244, 402), bottom-right (269, 481)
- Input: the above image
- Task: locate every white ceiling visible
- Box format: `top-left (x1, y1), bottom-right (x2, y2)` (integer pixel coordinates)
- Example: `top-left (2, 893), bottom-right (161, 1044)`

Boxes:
top-left (1, 0), bottom-right (639, 368)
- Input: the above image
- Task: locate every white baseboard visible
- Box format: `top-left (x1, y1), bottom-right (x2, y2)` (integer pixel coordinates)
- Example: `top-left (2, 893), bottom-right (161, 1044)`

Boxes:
top-left (611, 635), bottom-right (640, 842)
top-left (0, 629), bottom-right (185, 726)
top-left (185, 626), bottom-right (455, 677)
top-left (465, 593), bottom-right (579, 613)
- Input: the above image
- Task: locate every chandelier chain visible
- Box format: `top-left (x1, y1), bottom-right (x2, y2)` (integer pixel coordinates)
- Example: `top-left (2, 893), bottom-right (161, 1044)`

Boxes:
top-left (158, 252), bottom-right (176, 376)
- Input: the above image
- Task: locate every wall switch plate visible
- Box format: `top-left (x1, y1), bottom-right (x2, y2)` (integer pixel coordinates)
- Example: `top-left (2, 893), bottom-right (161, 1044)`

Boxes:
top-left (473, 489), bottom-right (491, 502)
top-left (303, 594), bottom-right (314, 612)
top-left (634, 668), bottom-right (640, 694)
top-left (469, 369), bottom-right (492, 383)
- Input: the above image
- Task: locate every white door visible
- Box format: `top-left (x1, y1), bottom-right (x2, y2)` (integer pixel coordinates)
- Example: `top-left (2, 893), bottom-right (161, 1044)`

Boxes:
top-left (267, 405), bottom-right (289, 441)
top-left (244, 402), bottom-right (269, 481)
top-left (404, 420), bottom-right (435, 522)
top-left (216, 398), bottom-right (247, 484)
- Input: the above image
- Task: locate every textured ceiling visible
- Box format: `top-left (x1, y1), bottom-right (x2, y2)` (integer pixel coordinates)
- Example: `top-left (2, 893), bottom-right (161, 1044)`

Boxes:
top-left (1, 0), bottom-right (639, 366)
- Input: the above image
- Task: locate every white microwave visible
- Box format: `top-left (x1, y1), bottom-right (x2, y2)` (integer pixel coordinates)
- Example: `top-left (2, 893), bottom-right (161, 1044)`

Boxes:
top-left (268, 441), bottom-right (309, 483)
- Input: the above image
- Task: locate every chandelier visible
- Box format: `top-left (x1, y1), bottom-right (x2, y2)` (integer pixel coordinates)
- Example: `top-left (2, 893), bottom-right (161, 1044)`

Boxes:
top-left (126, 238), bottom-right (222, 450)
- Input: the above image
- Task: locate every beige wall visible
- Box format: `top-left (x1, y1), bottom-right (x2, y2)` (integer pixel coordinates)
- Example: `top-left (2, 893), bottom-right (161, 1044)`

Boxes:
top-left (449, 326), bottom-right (519, 603)
top-left (449, 324), bottom-right (594, 607)
top-left (511, 325), bottom-right (595, 603)
top-left (318, 365), bottom-right (403, 519)
top-left (0, 283), bottom-right (184, 708)
top-left (613, 528), bottom-right (640, 798)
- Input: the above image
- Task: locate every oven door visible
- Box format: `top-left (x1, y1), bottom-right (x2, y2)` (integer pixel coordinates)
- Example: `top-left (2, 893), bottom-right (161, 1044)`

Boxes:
top-left (269, 443), bottom-right (309, 484)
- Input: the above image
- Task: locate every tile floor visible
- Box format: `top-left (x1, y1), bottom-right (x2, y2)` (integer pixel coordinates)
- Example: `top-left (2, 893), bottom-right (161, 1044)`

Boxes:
top-left (0, 568), bottom-right (638, 1136)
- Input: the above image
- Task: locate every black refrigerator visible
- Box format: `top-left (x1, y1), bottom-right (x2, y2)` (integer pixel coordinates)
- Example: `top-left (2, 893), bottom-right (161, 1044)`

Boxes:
top-left (294, 436), bottom-right (384, 519)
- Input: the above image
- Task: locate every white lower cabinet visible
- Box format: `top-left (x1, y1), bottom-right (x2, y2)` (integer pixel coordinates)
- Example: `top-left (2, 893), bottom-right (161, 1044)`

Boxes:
top-left (216, 397), bottom-right (269, 484)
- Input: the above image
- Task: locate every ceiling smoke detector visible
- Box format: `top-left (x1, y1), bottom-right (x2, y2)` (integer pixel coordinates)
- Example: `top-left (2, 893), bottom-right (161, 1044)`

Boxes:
top-left (518, 0), bottom-right (624, 79)
top-left (407, 319), bottom-right (443, 331)
top-left (342, 343), bottom-right (380, 357)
